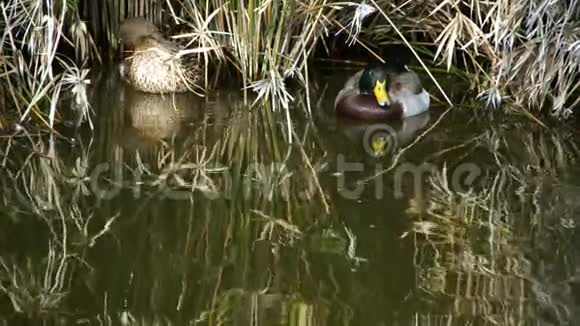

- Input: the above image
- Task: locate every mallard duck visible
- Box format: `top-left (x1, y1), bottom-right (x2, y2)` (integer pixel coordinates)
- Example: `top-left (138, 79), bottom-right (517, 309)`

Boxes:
top-left (334, 63), bottom-right (430, 121)
top-left (118, 17), bottom-right (202, 94)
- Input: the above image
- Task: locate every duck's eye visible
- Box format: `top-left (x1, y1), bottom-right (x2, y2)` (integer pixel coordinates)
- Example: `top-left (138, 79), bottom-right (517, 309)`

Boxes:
top-left (373, 80), bottom-right (390, 106)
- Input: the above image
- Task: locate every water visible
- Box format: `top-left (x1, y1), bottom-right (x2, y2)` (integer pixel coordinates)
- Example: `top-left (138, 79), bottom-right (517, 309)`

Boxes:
top-left (1, 66), bottom-right (579, 325)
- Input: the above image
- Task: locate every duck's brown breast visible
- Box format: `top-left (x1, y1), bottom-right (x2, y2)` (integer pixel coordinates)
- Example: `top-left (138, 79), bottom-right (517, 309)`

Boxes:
top-left (335, 94), bottom-right (403, 121)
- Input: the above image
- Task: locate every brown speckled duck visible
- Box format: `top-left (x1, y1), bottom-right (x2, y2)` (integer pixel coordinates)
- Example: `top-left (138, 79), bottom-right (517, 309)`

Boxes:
top-left (119, 17), bottom-right (202, 94)
top-left (335, 62), bottom-right (430, 121)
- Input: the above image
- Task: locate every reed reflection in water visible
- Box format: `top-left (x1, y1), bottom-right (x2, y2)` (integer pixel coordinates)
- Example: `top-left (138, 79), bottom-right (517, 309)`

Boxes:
top-left (0, 68), bottom-right (579, 325)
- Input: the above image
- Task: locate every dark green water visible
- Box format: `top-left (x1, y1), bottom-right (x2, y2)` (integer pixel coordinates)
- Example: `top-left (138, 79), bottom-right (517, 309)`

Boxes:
top-left (1, 67), bottom-right (579, 325)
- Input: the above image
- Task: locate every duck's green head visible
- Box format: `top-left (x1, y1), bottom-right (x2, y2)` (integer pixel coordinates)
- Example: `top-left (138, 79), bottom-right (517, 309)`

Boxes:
top-left (359, 63), bottom-right (391, 107)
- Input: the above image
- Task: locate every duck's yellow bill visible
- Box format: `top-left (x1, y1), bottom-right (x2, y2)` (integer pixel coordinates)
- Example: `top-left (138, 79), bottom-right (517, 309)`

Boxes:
top-left (374, 80), bottom-right (390, 107)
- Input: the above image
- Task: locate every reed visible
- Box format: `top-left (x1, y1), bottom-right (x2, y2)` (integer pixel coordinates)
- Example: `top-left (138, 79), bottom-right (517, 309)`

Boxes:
top-left (0, 0), bottom-right (98, 130)
top-left (354, 0), bottom-right (580, 117)
top-left (2, 0), bottom-right (579, 131)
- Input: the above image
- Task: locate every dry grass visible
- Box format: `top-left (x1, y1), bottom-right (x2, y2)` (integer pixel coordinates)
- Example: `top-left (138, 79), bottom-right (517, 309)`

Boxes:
top-left (0, 0), bottom-right (98, 130)
top-left (0, 0), bottom-right (334, 135)
top-left (349, 0), bottom-right (580, 117)
top-left (2, 0), bottom-right (578, 132)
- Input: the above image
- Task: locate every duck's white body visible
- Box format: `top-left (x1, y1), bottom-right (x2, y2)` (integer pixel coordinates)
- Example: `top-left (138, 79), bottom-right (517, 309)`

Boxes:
top-left (387, 70), bottom-right (430, 118)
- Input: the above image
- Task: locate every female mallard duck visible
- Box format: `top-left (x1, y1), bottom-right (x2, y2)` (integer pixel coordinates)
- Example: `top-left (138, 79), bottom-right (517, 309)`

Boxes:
top-left (335, 63), bottom-right (430, 121)
top-left (119, 17), bottom-right (202, 94)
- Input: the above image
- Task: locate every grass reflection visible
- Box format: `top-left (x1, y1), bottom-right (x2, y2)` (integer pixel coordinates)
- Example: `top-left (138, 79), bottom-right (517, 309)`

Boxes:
top-left (0, 71), bottom-right (579, 325)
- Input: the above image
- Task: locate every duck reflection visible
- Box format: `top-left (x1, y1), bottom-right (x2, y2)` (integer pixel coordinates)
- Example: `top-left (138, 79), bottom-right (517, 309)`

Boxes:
top-left (337, 112), bottom-right (431, 158)
top-left (323, 117), bottom-right (432, 325)
top-left (120, 85), bottom-right (201, 154)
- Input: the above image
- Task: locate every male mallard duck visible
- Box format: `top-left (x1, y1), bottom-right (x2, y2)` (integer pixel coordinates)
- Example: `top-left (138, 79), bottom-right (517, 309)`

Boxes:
top-left (334, 63), bottom-right (430, 121)
top-left (119, 17), bottom-right (202, 94)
